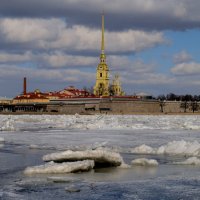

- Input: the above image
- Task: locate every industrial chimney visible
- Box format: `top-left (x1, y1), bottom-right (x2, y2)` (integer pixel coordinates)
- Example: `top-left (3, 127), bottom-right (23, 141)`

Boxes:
top-left (23, 77), bottom-right (27, 95)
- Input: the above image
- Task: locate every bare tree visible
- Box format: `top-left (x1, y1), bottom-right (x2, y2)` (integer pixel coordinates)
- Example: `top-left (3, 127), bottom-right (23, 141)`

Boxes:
top-left (159, 100), bottom-right (165, 113)
top-left (190, 101), bottom-right (199, 113)
top-left (180, 101), bottom-right (189, 113)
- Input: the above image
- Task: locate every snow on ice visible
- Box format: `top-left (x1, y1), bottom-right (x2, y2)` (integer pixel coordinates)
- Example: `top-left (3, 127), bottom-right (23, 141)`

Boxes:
top-left (24, 160), bottom-right (94, 175)
top-left (174, 157), bottom-right (200, 165)
top-left (131, 158), bottom-right (159, 166)
top-left (47, 176), bottom-right (80, 183)
top-left (0, 117), bottom-right (15, 131)
top-left (43, 149), bottom-right (124, 167)
top-left (0, 137), bottom-right (4, 142)
top-left (1, 115), bottom-right (200, 131)
top-left (131, 144), bottom-right (155, 154)
top-left (131, 140), bottom-right (200, 157)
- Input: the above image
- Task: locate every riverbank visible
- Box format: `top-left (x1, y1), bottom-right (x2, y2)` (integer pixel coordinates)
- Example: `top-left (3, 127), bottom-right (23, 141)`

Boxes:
top-left (1, 99), bottom-right (200, 115)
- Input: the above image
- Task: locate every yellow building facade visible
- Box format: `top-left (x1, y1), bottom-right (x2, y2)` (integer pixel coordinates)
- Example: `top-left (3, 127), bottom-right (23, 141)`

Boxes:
top-left (93, 15), bottom-right (110, 96)
top-left (111, 74), bottom-right (124, 96)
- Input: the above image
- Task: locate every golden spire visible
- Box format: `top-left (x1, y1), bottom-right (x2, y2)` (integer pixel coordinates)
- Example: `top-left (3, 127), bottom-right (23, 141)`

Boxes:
top-left (101, 13), bottom-right (105, 54)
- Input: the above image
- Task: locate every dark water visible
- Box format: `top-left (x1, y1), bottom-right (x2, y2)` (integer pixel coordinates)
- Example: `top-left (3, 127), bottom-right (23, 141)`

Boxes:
top-left (1, 142), bottom-right (200, 200)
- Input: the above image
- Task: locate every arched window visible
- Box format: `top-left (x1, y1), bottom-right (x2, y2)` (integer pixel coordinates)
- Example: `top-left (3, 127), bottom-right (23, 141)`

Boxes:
top-left (100, 73), bottom-right (102, 77)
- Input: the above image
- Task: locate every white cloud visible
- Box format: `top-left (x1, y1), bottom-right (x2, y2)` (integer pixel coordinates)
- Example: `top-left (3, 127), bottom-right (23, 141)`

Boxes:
top-left (0, 18), bottom-right (63, 43)
top-left (0, 18), bottom-right (166, 53)
top-left (173, 50), bottom-right (192, 64)
top-left (40, 52), bottom-right (97, 68)
top-left (70, 0), bottom-right (200, 23)
top-left (1, 0), bottom-right (200, 30)
top-left (108, 56), bottom-right (156, 73)
top-left (171, 62), bottom-right (200, 75)
top-left (0, 51), bottom-right (97, 68)
top-left (123, 72), bottom-right (175, 85)
top-left (0, 64), bottom-right (94, 84)
top-left (0, 51), bottom-right (32, 63)
top-left (106, 31), bottom-right (165, 53)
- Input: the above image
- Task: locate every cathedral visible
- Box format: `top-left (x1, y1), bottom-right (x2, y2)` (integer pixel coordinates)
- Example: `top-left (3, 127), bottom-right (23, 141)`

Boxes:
top-left (93, 15), bottom-right (124, 96)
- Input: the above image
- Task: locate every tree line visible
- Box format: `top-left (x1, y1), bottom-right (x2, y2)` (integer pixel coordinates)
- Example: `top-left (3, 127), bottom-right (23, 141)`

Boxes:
top-left (157, 93), bottom-right (200, 113)
top-left (157, 93), bottom-right (200, 102)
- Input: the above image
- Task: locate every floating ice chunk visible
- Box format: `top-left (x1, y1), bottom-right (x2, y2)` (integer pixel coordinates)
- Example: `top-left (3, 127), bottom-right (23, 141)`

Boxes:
top-left (47, 176), bottom-right (80, 183)
top-left (90, 141), bottom-right (108, 150)
top-left (0, 118), bottom-right (15, 131)
top-left (29, 144), bottom-right (56, 150)
top-left (75, 113), bottom-right (80, 118)
top-left (24, 160), bottom-right (94, 175)
top-left (65, 185), bottom-right (81, 193)
top-left (118, 162), bottom-right (131, 169)
top-left (156, 140), bottom-right (200, 156)
top-left (131, 144), bottom-right (155, 154)
top-left (0, 137), bottom-right (4, 148)
top-left (43, 149), bottom-right (124, 167)
top-left (174, 157), bottom-right (200, 165)
top-left (131, 140), bottom-right (200, 157)
top-left (131, 158), bottom-right (159, 166)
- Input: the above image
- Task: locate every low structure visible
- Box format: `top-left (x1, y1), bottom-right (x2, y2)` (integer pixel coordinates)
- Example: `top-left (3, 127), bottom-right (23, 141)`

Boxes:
top-left (0, 98), bottom-right (12, 104)
top-left (13, 90), bottom-right (49, 104)
top-left (13, 78), bottom-right (94, 105)
top-left (93, 15), bottom-right (124, 96)
top-left (93, 14), bottom-right (110, 96)
top-left (1, 98), bottom-right (200, 114)
top-left (110, 75), bottom-right (124, 96)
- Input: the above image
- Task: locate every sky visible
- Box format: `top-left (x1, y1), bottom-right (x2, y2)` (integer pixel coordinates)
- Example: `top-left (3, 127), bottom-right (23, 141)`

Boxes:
top-left (1, 0), bottom-right (200, 97)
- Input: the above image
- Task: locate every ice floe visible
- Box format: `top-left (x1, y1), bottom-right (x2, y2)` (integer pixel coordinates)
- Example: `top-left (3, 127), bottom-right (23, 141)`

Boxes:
top-left (131, 144), bottom-right (155, 154)
top-left (29, 144), bottom-right (56, 150)
top-left (0, 117), bottom-right (16, 131)
top-left (47, 176), bottom-right (80, 183)
top-left (1, 115), bottom-right (200, 131)
top-left (174, 157), bottom-right (200, 165)
top-left (24, 160), bottom-right (94, 175)
top-left (0, 137), bottom-right (4, 147)
top-left (0, 137), bottom-right (4, 142)
top-left (131, 140), bottom-right (200, 157)
top-left (43, 149), bottom-right (124, 167)
top-left (65, 185), bottom-right (81, 193)
top-left (131, 158), bottom-right (159, 166)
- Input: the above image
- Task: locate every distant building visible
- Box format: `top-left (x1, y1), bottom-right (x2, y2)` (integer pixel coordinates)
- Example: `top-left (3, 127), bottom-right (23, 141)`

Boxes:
top-left (93, 14), bottom-right (110, 96)
top-left (136, 92), bottom-right (153, 100)
top-left (13, 89), bottom-right (49, 104)
top-left (13, 15), bottom-right (125, 102)
top-left (111, 74), bottom-right (124, 96)
top-left (13, 78), bottom-right (93, 104)
top-left (93, 14), bottom-right (124, 97)
top-left (0, 97), bottom-right (12, 104)
top-left (59, 86), bottom-right (91, 97)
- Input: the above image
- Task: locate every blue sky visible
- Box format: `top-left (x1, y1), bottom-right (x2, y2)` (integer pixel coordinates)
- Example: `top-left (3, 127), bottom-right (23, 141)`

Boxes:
top-left (0, 0), bottom-right (200, 97)
top-left (137, 29), bottom-right (200, 74)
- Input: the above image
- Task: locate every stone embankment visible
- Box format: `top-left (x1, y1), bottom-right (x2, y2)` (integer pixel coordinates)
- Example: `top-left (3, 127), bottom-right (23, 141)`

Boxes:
top-left (0, 99), bottom-right (200, 114)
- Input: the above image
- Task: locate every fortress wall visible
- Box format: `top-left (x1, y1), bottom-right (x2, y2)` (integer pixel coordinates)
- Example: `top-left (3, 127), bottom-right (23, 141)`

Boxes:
top-left (98, 101), bottom-right (200, 114)
top-left (162, 101), bottom-right (182, 113)
top-left (37, 101), bottom-right (200, 114)
top-left (162, 101), bottom-right (200, 113)
top-left (2, 100), bottom-right (200, 114)
top-left (99, 100), bottom-right (160, 114)
top-left (47, 104), bottom-right (85, 114)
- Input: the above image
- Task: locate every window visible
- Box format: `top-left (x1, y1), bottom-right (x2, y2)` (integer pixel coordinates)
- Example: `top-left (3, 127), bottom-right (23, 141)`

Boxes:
top-left (100, 73), bottom-right (102, 77)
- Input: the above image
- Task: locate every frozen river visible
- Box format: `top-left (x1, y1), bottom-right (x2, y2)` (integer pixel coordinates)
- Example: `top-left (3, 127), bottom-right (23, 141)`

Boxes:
top-left (1, 115), bottom-right (200, 199)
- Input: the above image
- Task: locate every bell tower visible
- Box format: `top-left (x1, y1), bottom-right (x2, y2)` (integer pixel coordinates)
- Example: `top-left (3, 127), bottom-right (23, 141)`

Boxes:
top-left (93, 14), bottom-right (110, 96)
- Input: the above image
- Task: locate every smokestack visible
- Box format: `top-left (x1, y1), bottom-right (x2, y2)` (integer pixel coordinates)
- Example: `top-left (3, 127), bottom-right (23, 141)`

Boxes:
top-left (23, 77), bottom-right (27, 95)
